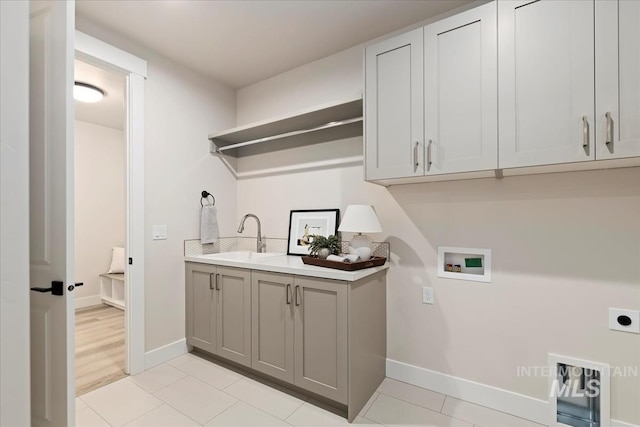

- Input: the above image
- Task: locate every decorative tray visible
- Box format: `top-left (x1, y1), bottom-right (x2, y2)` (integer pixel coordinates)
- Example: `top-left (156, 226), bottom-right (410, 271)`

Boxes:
top-left (301, 256), bottom-right (387, 271)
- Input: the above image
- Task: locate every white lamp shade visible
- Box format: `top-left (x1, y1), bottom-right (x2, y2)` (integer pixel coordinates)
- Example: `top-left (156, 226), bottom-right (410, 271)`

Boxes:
top-left (338, 205), bottom-right (382, 233)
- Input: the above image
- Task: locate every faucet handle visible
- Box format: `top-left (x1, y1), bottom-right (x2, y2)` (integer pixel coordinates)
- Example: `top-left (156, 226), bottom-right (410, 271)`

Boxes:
top-left (259, 235), bottom-right (267, 253)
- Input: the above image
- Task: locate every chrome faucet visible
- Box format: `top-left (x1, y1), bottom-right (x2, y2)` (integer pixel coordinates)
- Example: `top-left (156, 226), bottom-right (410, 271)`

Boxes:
top-left (237, 213), bottom-right (266, 253)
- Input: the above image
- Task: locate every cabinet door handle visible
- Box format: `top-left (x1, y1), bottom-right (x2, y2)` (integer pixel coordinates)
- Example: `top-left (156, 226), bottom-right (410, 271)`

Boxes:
top-left (209, 273), bottom-right (215, 290)
top-left (605, 112), bottom-right (613, 146)
top-left (286, 284), bottom-right (291, 305)
top-left (582, 115), bottom-right (589, 149)
top-left (294, 285), bottom-right (301, 307)
top-left (427, 139), bottom-right (433, 171)
top-left (413, 141), bottom-right (420, 168)
top-left (215, 274), bottom-right (220, 291)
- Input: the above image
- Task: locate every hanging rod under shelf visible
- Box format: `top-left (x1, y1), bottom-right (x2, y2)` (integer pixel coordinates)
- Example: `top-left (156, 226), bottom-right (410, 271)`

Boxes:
top-left (210, 116), bottom-right (363, 154)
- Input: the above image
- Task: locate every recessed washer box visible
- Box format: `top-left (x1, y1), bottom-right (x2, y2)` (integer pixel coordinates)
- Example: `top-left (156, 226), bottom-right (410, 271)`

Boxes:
top-left (437, 246), bottom-right (491, 283)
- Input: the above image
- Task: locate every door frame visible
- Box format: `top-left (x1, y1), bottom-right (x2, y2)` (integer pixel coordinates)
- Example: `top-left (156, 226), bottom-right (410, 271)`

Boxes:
top-left (75, 31), bottom-right (147, 375)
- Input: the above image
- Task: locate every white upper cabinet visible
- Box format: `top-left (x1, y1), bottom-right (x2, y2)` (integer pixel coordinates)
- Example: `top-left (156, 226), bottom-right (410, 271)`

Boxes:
top-left (424, 1), bottom-right (497, 175)
top-left (498, 0), bottom-right (595, 168)
top-left (365, 28), bottom-right (424, 180)
top-left (595, 0), bottom-right (640, 160)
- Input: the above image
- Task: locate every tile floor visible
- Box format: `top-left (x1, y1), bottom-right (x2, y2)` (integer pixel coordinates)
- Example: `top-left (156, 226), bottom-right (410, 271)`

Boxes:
top-left (77, 352), bottom-right (545, 427)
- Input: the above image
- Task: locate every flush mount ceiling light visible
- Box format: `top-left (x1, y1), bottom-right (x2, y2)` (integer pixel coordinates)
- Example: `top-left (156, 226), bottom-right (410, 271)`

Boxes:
top-left (74, 82), bottom-right (105, 103)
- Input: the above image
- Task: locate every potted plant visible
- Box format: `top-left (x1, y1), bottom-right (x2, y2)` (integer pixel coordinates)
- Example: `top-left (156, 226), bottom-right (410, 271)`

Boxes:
top-left (308, 235), bottom-right (341, 259)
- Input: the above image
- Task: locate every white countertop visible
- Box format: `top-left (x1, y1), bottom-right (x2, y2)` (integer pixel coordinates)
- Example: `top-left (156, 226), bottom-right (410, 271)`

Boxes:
top-left (184, 252), bottom-right (388, 281)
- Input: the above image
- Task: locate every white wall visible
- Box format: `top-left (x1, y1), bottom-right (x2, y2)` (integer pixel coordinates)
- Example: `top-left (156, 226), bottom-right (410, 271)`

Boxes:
top-left (236, 47), bottom-right (640, 424)
top-left (0, 1), bottom-right (31, 424)
top-left (74, 120), bottom-right (125, 305)
top-left (76, 18), bottom-right (238, 352)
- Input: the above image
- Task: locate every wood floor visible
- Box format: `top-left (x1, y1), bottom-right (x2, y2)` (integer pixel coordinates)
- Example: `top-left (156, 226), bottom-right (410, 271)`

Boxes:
top-left (75, 304), bottom-right (126, 396)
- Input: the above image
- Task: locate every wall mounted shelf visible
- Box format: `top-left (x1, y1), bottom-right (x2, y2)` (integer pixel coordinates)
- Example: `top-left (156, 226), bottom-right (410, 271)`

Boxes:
top-left (208, 95), bottom-right (363, 157)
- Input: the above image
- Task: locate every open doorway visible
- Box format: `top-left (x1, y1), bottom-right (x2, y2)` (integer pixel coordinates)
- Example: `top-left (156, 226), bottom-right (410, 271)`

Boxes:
top-left (73, 59), bottom-right (128, 396)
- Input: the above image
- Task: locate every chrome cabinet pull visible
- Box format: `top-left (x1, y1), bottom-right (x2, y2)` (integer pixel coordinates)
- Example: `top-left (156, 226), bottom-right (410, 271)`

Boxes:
top-left (215, 273), bottom-right (220, 291)
top-left (427, 139), bottom-right (433, 171)
top-left (286, 284), bottom-right (291, 305)
top-left (295, 285), bottom-right (301, 307)
top-left (582, 116), bottom-right (589, 149)
top-left (209, 273), bottom-right (215, 290)
top-left (413, 141), bottom-right (419, 168)
top-left (605, 112), bottom-right (613, 145)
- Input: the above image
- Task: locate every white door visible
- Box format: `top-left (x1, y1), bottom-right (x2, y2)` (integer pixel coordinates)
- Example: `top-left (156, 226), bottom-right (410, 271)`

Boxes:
top-left (499, 0), bottom-right (595, 168)
top-left (424, 1), bottom-right (497, 175)
top-left (29, 1), bottom-right (76, 426)
top-left (365, 27), bottom-right (424, 180)
top-left (595, 0), bottom-right (640, 160)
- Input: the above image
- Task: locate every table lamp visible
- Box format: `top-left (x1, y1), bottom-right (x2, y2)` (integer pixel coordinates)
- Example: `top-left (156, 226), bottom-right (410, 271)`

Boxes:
top-left (338, 205), bottom-right (382, 261)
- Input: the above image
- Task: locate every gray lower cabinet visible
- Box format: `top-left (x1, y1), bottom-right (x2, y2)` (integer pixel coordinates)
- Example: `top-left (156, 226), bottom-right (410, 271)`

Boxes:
top-left (185, 263), bottom-right (252, 367)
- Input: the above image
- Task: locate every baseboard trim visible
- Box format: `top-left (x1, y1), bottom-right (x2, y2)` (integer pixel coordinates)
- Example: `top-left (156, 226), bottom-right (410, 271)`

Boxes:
top-left (386, 359), bottom-right (638, 427)
top-left (74, 295), bottom-right (102, 310)
top-left (145, 339), bottom-right (188, 370)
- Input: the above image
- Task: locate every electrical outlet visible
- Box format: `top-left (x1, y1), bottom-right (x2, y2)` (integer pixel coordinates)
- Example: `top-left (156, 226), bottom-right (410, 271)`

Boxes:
top-left (422, 286), bottom-right (434, 305)
top-left (609, 308), bottom-right (640, 334)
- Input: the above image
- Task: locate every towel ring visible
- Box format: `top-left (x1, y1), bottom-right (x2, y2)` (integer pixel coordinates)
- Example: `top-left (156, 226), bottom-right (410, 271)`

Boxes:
top-left (200, 190), bottom-right (215, 207)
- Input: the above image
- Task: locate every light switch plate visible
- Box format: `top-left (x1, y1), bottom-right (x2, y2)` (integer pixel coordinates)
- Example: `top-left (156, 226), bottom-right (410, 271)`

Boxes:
top-left (609, 308), bottom-right (640, 334)
top-left (422, 287), bottom-right (434, 305)
top-left (152, 225), bottom-right (167, 240)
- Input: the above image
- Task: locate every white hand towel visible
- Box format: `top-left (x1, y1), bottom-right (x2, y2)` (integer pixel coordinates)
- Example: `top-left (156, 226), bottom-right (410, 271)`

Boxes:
top-left (327, 254), bottom-right (361, 263)
top-left (200, 205), bottom-right (219, 244)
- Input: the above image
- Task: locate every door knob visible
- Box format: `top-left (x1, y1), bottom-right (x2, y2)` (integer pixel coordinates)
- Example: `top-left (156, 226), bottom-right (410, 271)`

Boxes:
top-left (67, 282), bottom-right (84, 292)
top-left (31, 280), bottom-right (64, 296)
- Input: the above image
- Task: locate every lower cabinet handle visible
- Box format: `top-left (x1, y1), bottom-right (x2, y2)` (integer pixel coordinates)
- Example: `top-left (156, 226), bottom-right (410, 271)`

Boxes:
top-left (582, 115), bottom-right (589, 149)
top-left (215, 274), bottom-right (220, 291)
top-left (605, 112), bottom-right (613, 145)
top-left (295, 285), bottom-right (301, 307)
top-left (209, 273), bottom-right (215, 290)
top-left (286, 284), bottom-right (291, 305)
top-left (413, 141), bottom-right (419, 168)
top-left (427, 139), bottom-right (433, 171)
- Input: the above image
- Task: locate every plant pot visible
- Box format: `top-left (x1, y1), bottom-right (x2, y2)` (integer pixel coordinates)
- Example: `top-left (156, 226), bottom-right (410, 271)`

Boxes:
top-left (318, 248), bottom-right (331, 259)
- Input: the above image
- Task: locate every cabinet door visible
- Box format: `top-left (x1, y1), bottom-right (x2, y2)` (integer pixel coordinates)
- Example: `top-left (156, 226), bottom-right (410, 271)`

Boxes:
top-left (185, 263), bottom-right (217, 354)
top-left (251, 272), bottom-right (294, 383)
top-left (293, 277), bottom-right (347, 404)
top-left (216, 267), bottom-right (251, 367)
top-left (595, 0), bottom-right (640, 160)
top-left (499, 0), bottom-right (595, 168)
top-left (424, 1), bottom-right (497, 175)
top-left (365, 27), bottom-right (424, 180)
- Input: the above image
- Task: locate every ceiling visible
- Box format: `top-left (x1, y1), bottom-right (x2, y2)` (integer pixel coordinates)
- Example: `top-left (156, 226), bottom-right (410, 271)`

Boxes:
top-left (75, 59), bottom-right (125, 130)
top-left (76, 0), bottom-right (473, 89)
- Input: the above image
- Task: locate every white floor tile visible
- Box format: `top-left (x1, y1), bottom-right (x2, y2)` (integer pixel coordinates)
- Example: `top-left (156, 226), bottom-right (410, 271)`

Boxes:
top-left (76, 397), bottom-right (88, 412)
top-left (154, 376), bottom-right (237, 424)
top-left (122, 404), bottom-right (200, 427)
top-left (129, 363), bottom-right (186, 393)
top-left (359, 392), bottom-right (380, 417)
top-left (365, 394), bottom-right (473, 427)
top-left (81, 378), bottom-right (163, 427)
top-left (176, 357), bottom-right (242, 390)
top-left (76, 407), bottom-right (111, 427)
top-left (204, 401), bottom-right (291, 427)
top-left (441, 397), bottom-right (545, 427)
top-left (287, 402), bottom-right (380, 427)
top-left (377, 378), bottom-right (446, 412)
top-left (165, 352), bottom-right (200, 368)
top-left (224, 377), bottom-right (305, 420)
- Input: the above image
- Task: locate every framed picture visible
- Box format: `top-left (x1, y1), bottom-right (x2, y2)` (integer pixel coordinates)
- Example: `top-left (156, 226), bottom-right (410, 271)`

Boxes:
top-left (287, 209), bottom-right (340, 255)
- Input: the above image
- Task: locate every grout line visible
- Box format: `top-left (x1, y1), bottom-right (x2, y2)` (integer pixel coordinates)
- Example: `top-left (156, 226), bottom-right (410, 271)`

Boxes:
top-left (360, 392), bottom-right (381, 418)
top-left (77, 406), bottom-right (114, 427)
top-left (201, 400), bottom-right (240, 426)
top-left (440, 395), bottom-right (448, 413)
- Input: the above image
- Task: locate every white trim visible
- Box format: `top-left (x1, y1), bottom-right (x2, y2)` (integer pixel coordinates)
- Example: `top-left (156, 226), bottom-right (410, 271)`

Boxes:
top-left (144, 339), bottom-right (188, 370)
top-left (74, 295), bottom-right (102, 310)
top-left (75, 31), bottom-right (146, 375)
top-left (387, 358), bottom-right (637, 427)
top-left (386, 358), bottom-right (549, 424)
top-left (549, 353), bottom-right (611, 427)
top-left (75, 31), bottom-right (147, 77)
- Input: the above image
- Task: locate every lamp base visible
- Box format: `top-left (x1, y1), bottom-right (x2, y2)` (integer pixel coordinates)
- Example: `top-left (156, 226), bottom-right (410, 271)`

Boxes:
top-left (348, 234), bottom-right (373, 261)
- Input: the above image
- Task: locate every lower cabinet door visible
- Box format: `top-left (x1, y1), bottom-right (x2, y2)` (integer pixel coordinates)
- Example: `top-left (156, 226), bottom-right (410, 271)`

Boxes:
top-left (293, 277), bottom-right (348, 404)
top-left (216, 267), bottom-right (252, 367)
top-left (185, 263), bottom-right (217, 354)
top-left (251, 272), bottom-right (295, 383)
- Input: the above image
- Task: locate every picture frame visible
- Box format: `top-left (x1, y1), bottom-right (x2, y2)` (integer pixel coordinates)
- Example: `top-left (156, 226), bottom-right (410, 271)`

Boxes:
top-left (287, 209), bottom-right (340, 256)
